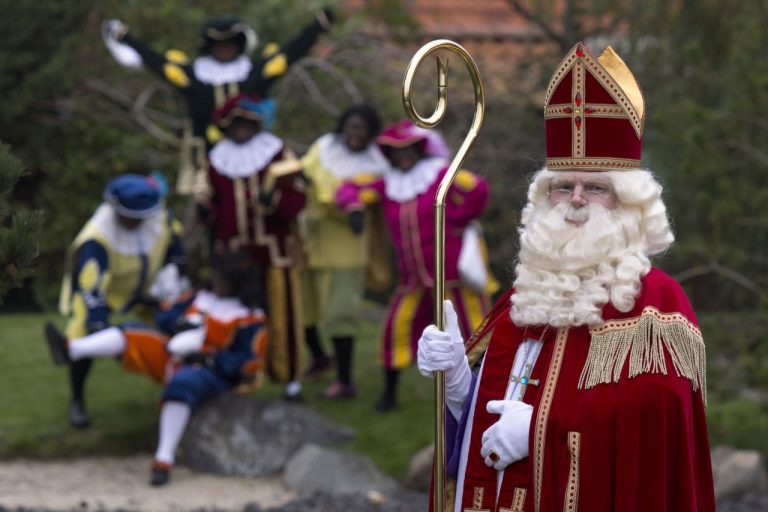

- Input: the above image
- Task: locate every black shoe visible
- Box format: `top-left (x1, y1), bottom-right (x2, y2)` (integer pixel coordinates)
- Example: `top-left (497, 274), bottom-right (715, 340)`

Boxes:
top-left (149, 461), bottom-right (171, 486)
top-left (374, 396), bottom-right (397, 413)
top-left (44, 323), bottom-right (70, 365)
top-left (68, 400), bottom-right (91, 429)
top-left (303, 356), bottom-right (334, 379)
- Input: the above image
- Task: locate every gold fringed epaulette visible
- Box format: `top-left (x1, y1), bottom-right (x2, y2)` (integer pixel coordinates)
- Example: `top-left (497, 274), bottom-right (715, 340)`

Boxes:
top-left (578, 306), bottom-right (707, 406)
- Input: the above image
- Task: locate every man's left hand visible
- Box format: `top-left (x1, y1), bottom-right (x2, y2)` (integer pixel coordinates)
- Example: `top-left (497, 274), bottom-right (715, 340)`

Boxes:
top-left (480, 399), bottom-right (533, 470)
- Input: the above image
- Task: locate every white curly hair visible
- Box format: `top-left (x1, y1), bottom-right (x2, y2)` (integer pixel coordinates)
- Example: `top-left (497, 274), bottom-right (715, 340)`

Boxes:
top-left (510, 168), bottom-right (674, 327)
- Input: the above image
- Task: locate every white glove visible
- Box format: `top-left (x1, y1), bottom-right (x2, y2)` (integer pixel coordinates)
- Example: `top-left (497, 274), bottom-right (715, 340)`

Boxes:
top-left (480, 399), bottom-right (533, 470)
top-left (166, 326), bottom-right (206, 356)
top-left (101, 19), bottom-right (144, 70)
top-left (417, 300), bottom-right (472, 419)
top-left (102, 19), bottom-right (128, 41)
top-left (149, 264), bottom-right (191, 304)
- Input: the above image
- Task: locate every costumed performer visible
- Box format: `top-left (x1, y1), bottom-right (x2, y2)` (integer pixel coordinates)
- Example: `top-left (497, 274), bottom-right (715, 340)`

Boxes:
top-left (299, 104), bottom-right (389, 398)
top-left (197, 92), bottom-right (307, 401)
top-left (337, 119), bottom-right (490, 412)
top-left (46, 249), bottom-right (267, 487)
top-left (417, 42), bottom-right (716, 512)
top-left (53, 174), bottom-right (186, 428)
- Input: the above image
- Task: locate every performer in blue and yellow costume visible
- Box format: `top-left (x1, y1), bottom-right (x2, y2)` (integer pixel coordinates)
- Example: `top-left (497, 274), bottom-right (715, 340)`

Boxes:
top-left (55, 174), bottom-right (186, 428)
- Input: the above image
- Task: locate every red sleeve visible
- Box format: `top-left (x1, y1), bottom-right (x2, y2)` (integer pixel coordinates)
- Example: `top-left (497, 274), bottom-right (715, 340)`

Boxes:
top-left (270, 177), bottom-right (307, 220)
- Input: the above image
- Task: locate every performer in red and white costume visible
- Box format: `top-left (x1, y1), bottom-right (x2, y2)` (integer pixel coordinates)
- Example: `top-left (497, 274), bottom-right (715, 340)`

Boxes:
top-left (198, 93), bottom-right (307, 400)
top-left (418, 42), bottom-right (715, 512)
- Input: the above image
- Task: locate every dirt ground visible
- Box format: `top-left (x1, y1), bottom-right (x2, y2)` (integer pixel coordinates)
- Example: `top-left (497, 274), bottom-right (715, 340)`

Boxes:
top-left (0, 456), bottom-right (295, 511)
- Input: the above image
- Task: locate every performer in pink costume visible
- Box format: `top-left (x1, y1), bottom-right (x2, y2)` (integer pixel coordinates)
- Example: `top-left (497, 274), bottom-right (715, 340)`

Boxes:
top-left (337, 119), bottom-right (490, 411)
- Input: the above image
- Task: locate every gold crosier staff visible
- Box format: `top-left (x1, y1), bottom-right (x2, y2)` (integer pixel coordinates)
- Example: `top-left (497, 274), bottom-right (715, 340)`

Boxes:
top-left (402, 39), bottom-right (485, 512)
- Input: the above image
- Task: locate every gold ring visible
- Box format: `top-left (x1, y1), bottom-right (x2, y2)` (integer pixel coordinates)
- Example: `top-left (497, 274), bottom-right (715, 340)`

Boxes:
top-left (488, 451), bottom-right (500, 462)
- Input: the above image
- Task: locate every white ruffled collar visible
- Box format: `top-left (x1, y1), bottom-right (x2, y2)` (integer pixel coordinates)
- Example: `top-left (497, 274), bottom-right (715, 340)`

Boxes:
top-left (89, 204), bottom-right (164, 256)
top-left (316, 133), bottom-right (389, 180)
top-left (193, 55), bottom-right (253, 86)
top-left (209, 132), bottom-right (284, 179)
top-left (384, 157), bottom-right (447, 203)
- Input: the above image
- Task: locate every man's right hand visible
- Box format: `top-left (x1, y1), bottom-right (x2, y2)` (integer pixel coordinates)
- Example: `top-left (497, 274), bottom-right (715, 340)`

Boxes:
top-left (417, 300), bottom-right (472, 418)
top-left (417, 300), bottom-right (466, 377)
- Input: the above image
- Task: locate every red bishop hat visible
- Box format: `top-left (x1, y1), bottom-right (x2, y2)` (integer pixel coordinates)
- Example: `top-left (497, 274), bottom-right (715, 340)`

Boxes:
top-left (544, 42), bottom-right (645, 171)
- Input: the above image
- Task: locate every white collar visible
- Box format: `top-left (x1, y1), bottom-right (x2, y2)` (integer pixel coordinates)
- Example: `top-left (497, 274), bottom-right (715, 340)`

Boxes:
top-left (316, 133), bottom-right (389, 180)
top-left (191, 289), bottom-right (262, 323)
top-left (384, 157), bottom-right (447, 203)
top-left (89, 204), bottom-right (164, 255)
top-left (209, 132), bottom-right (284, 179)
top-left (193, 55), bottom-right (253, 86)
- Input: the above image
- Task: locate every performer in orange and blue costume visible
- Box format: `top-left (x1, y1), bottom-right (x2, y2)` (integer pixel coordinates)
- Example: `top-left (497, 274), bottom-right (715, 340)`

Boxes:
top-left (337, 119), bottom-right (490, 412)
top-left (417, 43), bottom-right (715, 512)
top-left (46, 249), bottom-right (267, 487)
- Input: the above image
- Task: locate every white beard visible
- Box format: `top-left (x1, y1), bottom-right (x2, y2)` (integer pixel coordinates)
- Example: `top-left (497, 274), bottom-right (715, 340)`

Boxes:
top-left (511, 201), bottom-right (650, 327)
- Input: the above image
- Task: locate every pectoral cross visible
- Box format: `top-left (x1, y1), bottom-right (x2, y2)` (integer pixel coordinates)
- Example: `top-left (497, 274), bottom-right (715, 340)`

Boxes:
top-left (509, 363), bottom-right (540, 401)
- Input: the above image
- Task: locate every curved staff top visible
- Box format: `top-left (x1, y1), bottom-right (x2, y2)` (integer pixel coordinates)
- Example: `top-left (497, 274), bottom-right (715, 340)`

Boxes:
top-left (401, 39), bottom-right (485, 512)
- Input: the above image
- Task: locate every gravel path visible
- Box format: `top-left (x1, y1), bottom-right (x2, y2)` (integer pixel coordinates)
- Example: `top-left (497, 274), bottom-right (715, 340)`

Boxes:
top-left (1, 457), bottom-right (761, 512)
top-left (0, 456), bottom-right (294, 511)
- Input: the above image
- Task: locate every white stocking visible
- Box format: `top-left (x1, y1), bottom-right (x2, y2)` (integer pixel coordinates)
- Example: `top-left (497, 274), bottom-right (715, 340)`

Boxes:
top-left (68, 327), bottom-right (126, 360)
top-left (154, 401), bottom-right (191, 465)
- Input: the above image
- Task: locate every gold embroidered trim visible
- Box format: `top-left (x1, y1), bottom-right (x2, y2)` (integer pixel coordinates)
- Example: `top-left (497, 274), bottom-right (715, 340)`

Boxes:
top-left (464, 486), bottom-right (491, 512)
top-left (545, 104), bottom-right (627, 119)
top-left (467, 326), bottom-right (494, 367)
top-left (543, 43), bottom-right (644, 138)
top-left (579, 306), bottom-right (707, 405)
top-left (504, 487), bottom-right (527, 512)
top-left (544, 51), bottom-right (579, 107)
top-left (546, 157), bottom-right (640, 170)
top-left (563, 432), bottom-right (581, 512)
top-left (534, 328), bottom-right (569, 512)
top-left (573, 59), bottom-right (585, 158)
top-left (583, 52), bottom-right (643, 137)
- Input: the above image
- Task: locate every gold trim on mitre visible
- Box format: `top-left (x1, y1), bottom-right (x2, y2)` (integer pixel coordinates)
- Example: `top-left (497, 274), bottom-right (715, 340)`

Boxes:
top-left (544, 43), bottom-right (646, 139)
top-left (597, 46), bottom-right (645, 133)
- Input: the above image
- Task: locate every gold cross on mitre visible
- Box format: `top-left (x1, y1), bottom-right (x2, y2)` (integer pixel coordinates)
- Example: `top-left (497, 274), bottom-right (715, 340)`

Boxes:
top-left (509, 363), bottom-right (540, 401)
top-left (542, 42), bottom-right (645, 171)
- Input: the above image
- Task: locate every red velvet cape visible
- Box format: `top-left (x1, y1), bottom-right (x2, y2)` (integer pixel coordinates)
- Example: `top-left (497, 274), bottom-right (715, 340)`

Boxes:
top-left (444, 268), bottom-right (715, 512)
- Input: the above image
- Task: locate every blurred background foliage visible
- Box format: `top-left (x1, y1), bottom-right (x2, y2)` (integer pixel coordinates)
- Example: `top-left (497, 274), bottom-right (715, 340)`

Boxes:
top-left (0, 0), bottom-right (766, 457)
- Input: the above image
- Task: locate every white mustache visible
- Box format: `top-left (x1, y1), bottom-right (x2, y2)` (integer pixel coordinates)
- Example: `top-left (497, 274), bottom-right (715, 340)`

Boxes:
top-left (564, 206), bottom-right (590, 223)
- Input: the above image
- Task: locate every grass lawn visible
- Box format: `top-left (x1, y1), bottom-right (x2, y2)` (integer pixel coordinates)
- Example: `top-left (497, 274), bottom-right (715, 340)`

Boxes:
top-left (2, 308), bottom-right (766, 480)
top-left (0, 308), bottom-right (434, 478)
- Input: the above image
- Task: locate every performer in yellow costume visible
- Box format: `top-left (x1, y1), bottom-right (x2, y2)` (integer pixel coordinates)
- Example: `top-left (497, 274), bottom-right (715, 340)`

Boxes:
top-left (299, 105), bottom-right (389, 398)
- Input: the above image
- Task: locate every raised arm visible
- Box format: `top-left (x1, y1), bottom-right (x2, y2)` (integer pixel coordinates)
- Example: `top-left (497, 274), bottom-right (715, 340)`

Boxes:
top-left (103, 19), bottom-right (193, 91)
top-left (246, 10), bottom-right (334, 94)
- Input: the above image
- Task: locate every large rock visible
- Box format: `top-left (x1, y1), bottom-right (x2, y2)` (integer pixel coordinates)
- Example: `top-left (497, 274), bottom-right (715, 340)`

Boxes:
top-left (283, 444), bottom-right (399, 497)
top-left (404, 444), bottom-right (434, 491)
top-left (180, 394), bottom-right (355, 477)
top-left (712, 446), bottom-right (768, 501)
